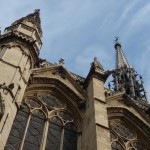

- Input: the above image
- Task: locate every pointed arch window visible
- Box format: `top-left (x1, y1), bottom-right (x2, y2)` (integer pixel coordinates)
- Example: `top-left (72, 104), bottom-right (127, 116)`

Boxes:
top-left (22, 110), bottom-right (45, 150)
top-left (45, 113), bottom-right (77, 150)
top-left (5, 106), bottom-right (29, 150)
top-left (5, 95), bottom-right (78, 150)
top-left (5, 99), bottom-right (46, 150)
top-left (110, 123), bottom-right (149, 150)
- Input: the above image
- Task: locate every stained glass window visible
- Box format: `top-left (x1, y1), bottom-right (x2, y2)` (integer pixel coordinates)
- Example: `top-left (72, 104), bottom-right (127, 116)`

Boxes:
top-left (5, 96), bottom-right (78, 150)
top-left (112, 124), bottom-right (134, 139)
top-left (133, 142), bottom-right (143, 150)
top-left (63, 123), bottom-right (77, 150)
top-left (45, 116), bottom-right (77, 150)
top-left (111, 142), bottom-right (124, 150)
top-left (46, 118), bottom-right (62, 150)
top-left (5, 110), bottom-right (29, 150)
top-left (38, 94), bottom-right (63, 108)
top-left (127, 141), bottom-right (144, 150)
top-left (110, 123), bottom-right (148, 150)
top-left (22, 111), bottom-right (45, 150)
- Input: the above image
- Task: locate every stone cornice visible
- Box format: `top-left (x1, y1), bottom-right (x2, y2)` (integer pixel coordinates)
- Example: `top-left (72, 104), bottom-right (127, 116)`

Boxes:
top-left (106, 93), bottom-right (150, 121)
top-left (107, 107), bottom-right (150, 140)
top-left (29, 77), bottom-right (86, 108)
top-left (31, 65), bottom-right (87, 98)
top-left (84, 68), bottom-right (111, 89)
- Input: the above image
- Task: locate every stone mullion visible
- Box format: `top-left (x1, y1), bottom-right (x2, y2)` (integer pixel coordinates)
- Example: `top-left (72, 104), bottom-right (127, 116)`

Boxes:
top-left (77, 133), bottom-right (82, 150)
top-left (19, 112), bottom-right (31, 150)
top-left (60, 127), bottom-right (65, 150)
top-left (40, 119), bottom-right (49, 150)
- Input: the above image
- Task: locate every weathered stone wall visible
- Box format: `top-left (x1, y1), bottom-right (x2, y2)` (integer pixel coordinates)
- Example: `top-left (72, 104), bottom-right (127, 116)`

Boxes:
top-left (0, 44), bottom-right (31, 149)
top-left (81, 79), bottom-right (97, 150)
top-left (93, 78), bottom-right (111, 150)
top-left (82, 77), bottom-right (111, 150)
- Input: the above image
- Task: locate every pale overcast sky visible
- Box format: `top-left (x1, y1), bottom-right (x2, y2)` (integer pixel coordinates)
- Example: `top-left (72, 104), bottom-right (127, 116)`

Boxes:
top-left (1, 0), bottom-right (150, 99)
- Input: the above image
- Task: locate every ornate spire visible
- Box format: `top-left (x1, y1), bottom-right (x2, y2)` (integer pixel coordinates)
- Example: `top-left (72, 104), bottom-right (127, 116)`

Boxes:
top-left (115, 41), bottom-right (129, 69)
top-left (110, 39), bottom-right (148, 103)
top-left (0, 10), bottom-right (43, 63)
top-left (12, 9), bottom-right (42, 37)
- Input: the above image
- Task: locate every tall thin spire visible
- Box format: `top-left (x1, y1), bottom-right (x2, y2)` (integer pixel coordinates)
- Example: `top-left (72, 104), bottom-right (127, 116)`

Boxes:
top-left (110, 40), bottom-right (148, 104)
top-left (12, 9), bottom-right (42, 37)
top-left (1, 10), bottom-right (43, 63)
top-left (115, 42), bottom-right (129, 69)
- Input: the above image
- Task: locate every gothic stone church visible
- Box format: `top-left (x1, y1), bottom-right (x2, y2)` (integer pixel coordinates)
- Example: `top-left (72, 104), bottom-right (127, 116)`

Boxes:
top-left (0, 10), bottom-right (150, 150)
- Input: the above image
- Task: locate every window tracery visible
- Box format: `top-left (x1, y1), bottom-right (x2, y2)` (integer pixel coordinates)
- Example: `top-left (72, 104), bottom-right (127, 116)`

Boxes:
top-left (5, 93), bottom-right (78, 150)
top-left (37, 94), bottom-right (64, 109)
top-left (111, 141), bottom-right (124, 150)
top-left (127, 141), bottom-right (143, 150)
top-left (110, 123), bottom-right (149, 150)
top-left (22, 110), bottom-right (45, 150)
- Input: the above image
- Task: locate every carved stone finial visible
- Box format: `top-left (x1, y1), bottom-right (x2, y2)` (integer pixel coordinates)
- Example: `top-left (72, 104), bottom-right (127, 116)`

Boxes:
top-left (92, 57), bottom-right (103, 70)
top-left (59, 58), bottom-right (64, 65)
top-left (93, 57), bottom-right (98, 66)
top-left (11, 9), bottom-right (42, 37)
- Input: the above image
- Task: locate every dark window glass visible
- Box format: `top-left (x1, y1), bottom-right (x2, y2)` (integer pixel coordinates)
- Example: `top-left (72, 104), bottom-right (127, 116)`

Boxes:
top-left (23, 112), bottom-right (45, 150)
top-left (38, 94), bottom-right (63, 108)
top-left (45, 118), bottom-right (62, 150)
top-left (46, 123), bottom-right (62, 150)
top-left (63, 128), bottom-right (77, 150)
top-left (5, 98), bottom-right (78, 150)
top-left (64, 123), bottom-right (77, 132)
top-left (112, 142), bottom-right (124, 150)
top-left (46, 116), bottom-right (78, 150)
top-left (112, 124), bottom-right (134, 139)
top-left (133, 142), bottom-right (143, 150)
top-left (58, 112), bottom-right (73, 122)
top-left (5, 110), bottom-right (29, 150)
top-left (26, 99), bottom-right (41, 108)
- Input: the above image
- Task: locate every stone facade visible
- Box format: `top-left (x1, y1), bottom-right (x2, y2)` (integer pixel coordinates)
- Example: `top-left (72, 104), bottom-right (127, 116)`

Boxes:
top-left (0, 10), bottom-right (150, 150)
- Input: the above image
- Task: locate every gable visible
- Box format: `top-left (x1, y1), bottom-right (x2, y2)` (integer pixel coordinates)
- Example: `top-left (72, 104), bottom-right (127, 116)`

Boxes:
top-left (106, 93), bottom-right (150, 128)
top-left (29, 65), bottom-right (87, 106)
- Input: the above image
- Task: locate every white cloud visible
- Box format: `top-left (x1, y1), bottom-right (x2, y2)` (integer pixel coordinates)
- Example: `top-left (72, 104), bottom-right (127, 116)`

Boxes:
top-left (74, 44), bottom-right (112, 76)
top-left (0, 0), bottom-right (150, 100)
top-left (122, 2), bottom-right (150, 40)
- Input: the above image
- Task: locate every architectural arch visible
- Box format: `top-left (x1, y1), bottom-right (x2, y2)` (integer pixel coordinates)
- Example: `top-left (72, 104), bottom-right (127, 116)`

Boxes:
top-left (30, 77), bottom-right (86, 105)
top-left (5, 90), bottom-right (80, 150)
top-left (108, 107), bottom-right (150, 150)
top-left (28, 76), bottom-right (85, 119)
